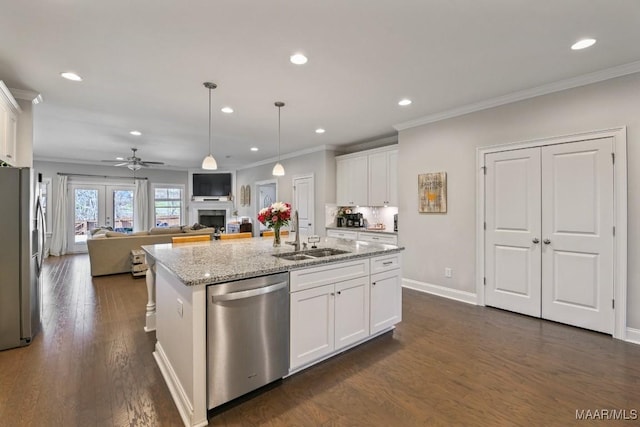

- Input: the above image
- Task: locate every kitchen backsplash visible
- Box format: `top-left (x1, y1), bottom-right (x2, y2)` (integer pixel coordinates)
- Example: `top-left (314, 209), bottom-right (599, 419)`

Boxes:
top-left (325, 204), bottom-right (398, 231)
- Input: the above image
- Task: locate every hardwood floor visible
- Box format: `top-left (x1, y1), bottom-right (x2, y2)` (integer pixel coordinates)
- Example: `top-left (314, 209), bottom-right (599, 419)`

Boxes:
top-left (1, 254), bottom-right (639, 426)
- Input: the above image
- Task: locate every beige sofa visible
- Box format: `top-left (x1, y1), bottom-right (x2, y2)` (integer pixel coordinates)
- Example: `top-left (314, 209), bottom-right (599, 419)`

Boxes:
top-left (87, 227), bottom-right (214, 276)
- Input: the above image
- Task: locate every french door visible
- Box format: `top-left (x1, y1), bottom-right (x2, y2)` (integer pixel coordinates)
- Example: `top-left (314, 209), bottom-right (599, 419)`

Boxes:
top-left (484, 137), bottom-right (614, 334)
top-left (68, 183), bottom-right (135, 252)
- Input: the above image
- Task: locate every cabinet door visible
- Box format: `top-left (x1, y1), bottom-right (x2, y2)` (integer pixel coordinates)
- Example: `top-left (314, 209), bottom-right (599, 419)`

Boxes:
top-left (370, 269), bottom-right (402, 334)
top-left (336, 158), bottom-right (350, 206)
top-left (290, 284), bottom-right (335, 369)
top-left (334, 276), bottom-right (370, 350)
top-left (387, 150), bottom-right (398, 206)
top-left (0, 100), bottom-right (10, 164)
top-left (5, 111), bottom-right (17, 164)
top-left (349, 156), bottom-right (368, 206)
top-left (368, 151), bottom-right (388, 206)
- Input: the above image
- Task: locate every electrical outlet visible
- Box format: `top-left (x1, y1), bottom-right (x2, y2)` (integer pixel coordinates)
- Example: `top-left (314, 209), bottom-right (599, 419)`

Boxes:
top-left (445, 267), bottom-right (452, 278)
top-left (177, 298), bottom-right (184, 317)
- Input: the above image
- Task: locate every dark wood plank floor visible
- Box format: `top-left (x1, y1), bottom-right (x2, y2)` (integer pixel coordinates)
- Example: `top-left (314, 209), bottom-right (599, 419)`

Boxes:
top-left (1, 254), bottom-right (639, 426)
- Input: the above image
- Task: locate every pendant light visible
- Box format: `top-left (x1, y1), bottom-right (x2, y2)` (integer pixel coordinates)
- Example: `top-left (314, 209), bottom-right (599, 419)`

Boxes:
top-left (272, 101), bottom-right (285, 176)
top-left (201, 82), bottom-right (218, 170)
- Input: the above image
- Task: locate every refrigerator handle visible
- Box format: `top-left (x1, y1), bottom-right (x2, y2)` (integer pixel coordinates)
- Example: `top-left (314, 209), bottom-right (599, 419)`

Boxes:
top-left (35, 197), bottom-right (45, 274)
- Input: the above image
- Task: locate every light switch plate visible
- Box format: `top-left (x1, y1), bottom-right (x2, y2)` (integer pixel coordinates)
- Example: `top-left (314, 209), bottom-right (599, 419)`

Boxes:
top-left (177, 298), bottom-right (184, 317)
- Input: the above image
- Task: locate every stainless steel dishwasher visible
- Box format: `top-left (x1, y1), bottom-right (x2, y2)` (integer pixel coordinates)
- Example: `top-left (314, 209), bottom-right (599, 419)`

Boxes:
top-left (207, 272), bottom-right (289, 409)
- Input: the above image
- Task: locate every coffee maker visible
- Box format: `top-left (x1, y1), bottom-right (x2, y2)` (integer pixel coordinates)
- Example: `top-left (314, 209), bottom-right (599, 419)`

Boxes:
top-left (336, 216), bottom-right (345, 227)
top-left (345, 213), bottom-right (363, 228)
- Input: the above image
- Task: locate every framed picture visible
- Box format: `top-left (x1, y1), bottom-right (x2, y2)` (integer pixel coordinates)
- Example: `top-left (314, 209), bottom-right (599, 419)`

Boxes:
top-left (240, 185), bottom-right (246, 206)
top-left (245, 185), bottom-right (250, 206)
top-left (418, 172), bottom-right (447, 213)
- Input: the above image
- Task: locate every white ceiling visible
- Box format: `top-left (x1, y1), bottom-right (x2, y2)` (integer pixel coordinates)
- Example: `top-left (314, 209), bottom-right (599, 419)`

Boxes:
top-left (1, 1), bottom-right (639, 170)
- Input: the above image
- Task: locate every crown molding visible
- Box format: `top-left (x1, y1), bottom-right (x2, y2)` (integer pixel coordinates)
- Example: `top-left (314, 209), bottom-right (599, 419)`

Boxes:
top-left (236, 144), bottom-right (339, 171)
top-left (9, 88), bottom-right (43, 104)
top-left (394, 60), bottom-right (640, 131)
top-left (33, 156), bottom-right (188, 172)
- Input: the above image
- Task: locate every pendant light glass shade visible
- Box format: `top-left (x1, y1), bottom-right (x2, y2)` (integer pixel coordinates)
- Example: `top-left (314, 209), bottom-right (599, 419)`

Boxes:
top-left (202, 154), bottom-right (218, 170)
top-left (273, 101), bottom-right (285, 176)
top-left (272, 162), bottom-right (285, 176)
top-left (201, 82), bottom-right (218, 170)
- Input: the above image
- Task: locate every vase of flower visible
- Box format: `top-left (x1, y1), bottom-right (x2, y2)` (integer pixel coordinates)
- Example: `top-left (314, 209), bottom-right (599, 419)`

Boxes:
top-left (257, 201), bottom-right (291, 248)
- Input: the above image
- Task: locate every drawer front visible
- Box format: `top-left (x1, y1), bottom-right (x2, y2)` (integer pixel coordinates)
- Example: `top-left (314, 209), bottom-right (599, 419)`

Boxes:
top-left (357, 232), bottom-right (397, 245)
top-left (370, 253), bottom-right (401, 274)
top-left (326, 229), bottom-right (358, 240)
top-left (290, 259), bottom-right (370, 293)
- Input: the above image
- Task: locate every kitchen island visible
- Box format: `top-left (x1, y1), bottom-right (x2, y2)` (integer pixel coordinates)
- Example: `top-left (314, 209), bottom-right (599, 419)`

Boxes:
top-left (143, 237), bottom-right (403, 427)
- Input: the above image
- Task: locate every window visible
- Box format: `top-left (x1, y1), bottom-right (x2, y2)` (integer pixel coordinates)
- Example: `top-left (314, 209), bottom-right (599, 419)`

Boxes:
top-left (153, 185), bottom-right (184, 227)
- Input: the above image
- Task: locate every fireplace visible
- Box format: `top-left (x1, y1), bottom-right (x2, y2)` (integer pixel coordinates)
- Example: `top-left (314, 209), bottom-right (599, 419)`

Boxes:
top-left (198, 209), bottom-right (226, 229)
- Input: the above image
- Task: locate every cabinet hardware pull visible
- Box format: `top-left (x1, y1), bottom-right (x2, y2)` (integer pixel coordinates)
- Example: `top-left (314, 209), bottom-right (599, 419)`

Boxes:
top-left (330, 292), bottom-right (335, 296)
top-left (543, 238), bottom-right (551, 245)
top-left (532, 238), bottom-right (539, 244)
top-left (372, 282), bottom-right (376, 286)
top-left (337, 291), bottom-right (341, 295)
top-left (382, 261), bottom-right (393, 265)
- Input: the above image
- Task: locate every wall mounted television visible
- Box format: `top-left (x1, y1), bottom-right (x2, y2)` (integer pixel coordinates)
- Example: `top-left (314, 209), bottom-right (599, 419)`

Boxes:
top-left (192, 173), bottom-right (232, 199)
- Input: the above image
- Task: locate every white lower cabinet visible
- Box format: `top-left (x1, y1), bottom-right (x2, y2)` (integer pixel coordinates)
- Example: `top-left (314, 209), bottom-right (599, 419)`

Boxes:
top-left (334, 276), bottom-right (370, 349)
top-left (290, 254), bottom-right (402, 371)
top-left (290, 276), bottom-right (369, 370)
top-left (326, 229), bottom-right (358, 240)
top-left (290, 284), bottom-right (335, 368)
top-left (370, 268), bottom-right (402, 334)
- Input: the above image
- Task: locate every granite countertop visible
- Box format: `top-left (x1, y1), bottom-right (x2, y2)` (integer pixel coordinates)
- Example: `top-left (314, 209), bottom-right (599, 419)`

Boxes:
top-left (143, 237), bottom-right (404, 287)
top-left (325, 226), bottom-right (398, 235)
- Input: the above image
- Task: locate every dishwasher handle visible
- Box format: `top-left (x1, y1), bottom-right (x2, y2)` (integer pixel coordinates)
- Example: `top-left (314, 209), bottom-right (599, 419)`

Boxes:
top-left (212, 281), bottom-right (288, 302)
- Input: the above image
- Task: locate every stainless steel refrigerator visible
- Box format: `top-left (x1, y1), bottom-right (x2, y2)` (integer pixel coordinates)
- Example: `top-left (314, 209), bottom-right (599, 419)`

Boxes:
top-left (0, 167), bottom-right (45, 351)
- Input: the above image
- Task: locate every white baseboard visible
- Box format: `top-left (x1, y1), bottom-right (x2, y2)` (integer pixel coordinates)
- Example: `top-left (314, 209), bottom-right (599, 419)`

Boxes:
top-left (402, 278), bottom-right (477, 305)
top-left (154, 343), bottom-right (207, 427)
top-left (625, 327), bottom-right (640, 345)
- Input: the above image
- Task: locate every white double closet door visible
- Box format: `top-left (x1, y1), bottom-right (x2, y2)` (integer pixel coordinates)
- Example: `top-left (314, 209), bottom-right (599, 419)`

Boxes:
top-left (484, 137), bottom-right (614, 334)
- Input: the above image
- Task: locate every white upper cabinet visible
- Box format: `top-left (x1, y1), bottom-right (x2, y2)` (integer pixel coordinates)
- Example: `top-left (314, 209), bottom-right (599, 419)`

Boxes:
top-left (336, 145), bottom-right (398, 207)
top-left (336, 155), bottom-right (368, 206)
top-left (368, 149), bottom-right (398, 206)
top-left (0, 82), bottom-right (20, 166)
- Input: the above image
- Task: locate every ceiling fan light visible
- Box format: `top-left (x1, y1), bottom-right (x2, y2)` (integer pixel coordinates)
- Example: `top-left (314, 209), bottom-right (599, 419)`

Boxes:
top-left (202, 154), bottom-right (218, 170)
top-left (272, 162), bottom-right (285, 176)
top-left (127, 163), bottom-right (142, 171)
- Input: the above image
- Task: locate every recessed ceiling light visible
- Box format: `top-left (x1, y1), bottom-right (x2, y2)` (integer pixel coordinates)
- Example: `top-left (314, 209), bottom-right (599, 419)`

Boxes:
top-left (398, 99), bottom-right (412, 106)
top-left (129, 130), bottom-right (142, 136)
top-left (60, 72), bottom-right (83, 81)
top-left (315, 128), bottom-right (326, 134)
top-left (221, 107), bottom-right (234, 114)
top-left (290, 53), bottom-right (308, 65)
top-left (250, 147), bottom-right (259, 152)
top-left (571, 38), bottom-right (596, 50)
top-left (116, 157), bottom-right (124, 161)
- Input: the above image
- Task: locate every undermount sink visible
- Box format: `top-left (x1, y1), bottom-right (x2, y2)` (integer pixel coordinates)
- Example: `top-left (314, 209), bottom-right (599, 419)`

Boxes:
top-left (273, 253), bottom-right (316, 261)
top-left (302, 248), bottom-right (351, 257)
top-left (273, 248), bottom-right (351, 261)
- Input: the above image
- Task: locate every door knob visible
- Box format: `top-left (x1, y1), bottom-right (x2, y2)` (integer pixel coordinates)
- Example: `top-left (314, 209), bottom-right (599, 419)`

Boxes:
top-left (532, 238), bottom-right (539, 244)
top-left (543, 238), bottom-right (551, 245)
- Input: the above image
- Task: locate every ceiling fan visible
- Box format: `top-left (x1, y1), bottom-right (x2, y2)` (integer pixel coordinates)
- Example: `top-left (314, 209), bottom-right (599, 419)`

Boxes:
top-left (101, 148), bottom-right (164, 170)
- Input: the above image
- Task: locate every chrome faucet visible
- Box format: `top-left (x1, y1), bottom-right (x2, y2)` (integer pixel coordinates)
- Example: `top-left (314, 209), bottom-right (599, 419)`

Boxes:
top-left (286, 210), bottom-right (301, 251)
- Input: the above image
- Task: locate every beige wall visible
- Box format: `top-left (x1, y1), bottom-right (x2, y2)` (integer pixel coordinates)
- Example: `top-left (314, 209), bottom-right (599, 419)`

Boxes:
top-left (398, 72), bottom-right (640, 329)
top-left (235, 149), bottom-right (337, 236)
